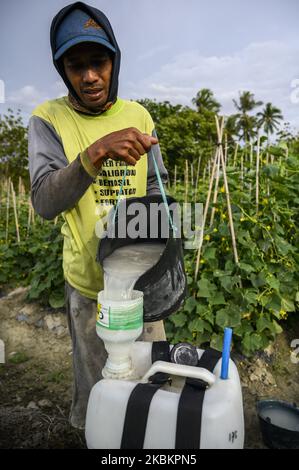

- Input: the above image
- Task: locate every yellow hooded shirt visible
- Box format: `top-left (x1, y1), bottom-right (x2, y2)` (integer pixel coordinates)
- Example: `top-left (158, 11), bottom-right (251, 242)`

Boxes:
top-left (32, 97), bottom-right (153, 299)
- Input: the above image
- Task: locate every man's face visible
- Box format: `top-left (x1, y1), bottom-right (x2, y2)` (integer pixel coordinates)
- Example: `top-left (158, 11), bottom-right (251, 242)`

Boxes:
top-left (63, 42), bottom-right (113, 109)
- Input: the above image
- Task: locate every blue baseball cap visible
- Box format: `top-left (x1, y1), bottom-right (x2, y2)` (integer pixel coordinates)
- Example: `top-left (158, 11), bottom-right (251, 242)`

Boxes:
top-left (54, 8), bottom-right (116, 60)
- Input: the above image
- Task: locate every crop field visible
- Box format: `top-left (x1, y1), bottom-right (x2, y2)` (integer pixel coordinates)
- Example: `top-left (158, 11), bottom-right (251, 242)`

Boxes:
top-left (1, 94), bottom-right (299, 449)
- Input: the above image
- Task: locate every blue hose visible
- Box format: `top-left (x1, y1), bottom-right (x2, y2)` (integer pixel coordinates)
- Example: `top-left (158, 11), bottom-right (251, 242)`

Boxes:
top-left (220, 327), bottom-right (232, 380)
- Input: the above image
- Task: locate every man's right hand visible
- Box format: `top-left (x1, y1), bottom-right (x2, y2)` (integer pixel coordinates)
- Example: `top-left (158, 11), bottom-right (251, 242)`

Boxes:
top-left (86, 127), bottom-right (158, 169)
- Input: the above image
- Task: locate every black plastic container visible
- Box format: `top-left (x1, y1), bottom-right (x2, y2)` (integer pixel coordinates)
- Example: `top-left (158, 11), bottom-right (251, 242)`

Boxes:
top-left (97, 194), bottom-right (187, 322)
top-left (257, 399), bottom-right (299, 449)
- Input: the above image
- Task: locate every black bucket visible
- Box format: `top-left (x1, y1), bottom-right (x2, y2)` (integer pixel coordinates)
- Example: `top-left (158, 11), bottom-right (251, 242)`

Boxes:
top-left (97, 194), bottom-right (187, 322)
top-left (257, 399), bottom-right (299, 449)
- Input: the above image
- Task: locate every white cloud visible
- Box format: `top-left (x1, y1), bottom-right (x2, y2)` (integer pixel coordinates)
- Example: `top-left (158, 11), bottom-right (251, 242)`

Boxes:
top-left (6, 81), bottom-right (67, 109)
top-left (124, 40), bottom-right (299, 130)
top-left (7, 85), bottom-right (48, 108)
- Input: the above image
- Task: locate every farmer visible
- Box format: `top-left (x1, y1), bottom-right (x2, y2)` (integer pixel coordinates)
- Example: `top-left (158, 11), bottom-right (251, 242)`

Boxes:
top-left (28, 1), bottom-right (168, 429)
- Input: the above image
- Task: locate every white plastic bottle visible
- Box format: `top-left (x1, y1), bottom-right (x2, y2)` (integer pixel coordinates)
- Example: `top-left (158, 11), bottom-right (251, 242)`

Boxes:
top-left (96, 290), bottom-right (143, 379)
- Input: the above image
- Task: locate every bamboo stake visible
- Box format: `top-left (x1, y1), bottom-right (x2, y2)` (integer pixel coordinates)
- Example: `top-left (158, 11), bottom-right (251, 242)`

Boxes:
top-left (5, 177), bottom-right (11, 244)
top-left (0, 178), bottom-right (4, 210)
top-left (185, 159), bottom-right (189, 204)
top-left (280, 146), bottom-right (288, 177)
top-left (190, 162), bottom-right (194, 188)
top-left (203, 165), bottom-right (207, 182)
top-left (194, 147), bottom-right (220, 281)
top-left (249, 143), bottom-right (253, 169)
top-left (256, 134), bottom-right (261, 215)
top-left (209, 150), bottom-right (221, 227)
top-left (0, 178), bottom-right (3, 207)
top-left (265, 140), bottom-right (271, 196)
top-left (27, 196), bottom-right (32, 237)
top-left (17, 177), bottom-right (22, 211)
top-left (249, 142), bottom-right (253, 195)
top-left (20, 178), bottom-right (24, 197)
top-left (240, 151), bottom-right (244, 189)
top-left (2, 177), bottom-right (6, 199)
top-left (224, 134), bottom-right (228, 165)
top-left (174, 164), bottom-right (177, 191)
top-left (267, 153), bottom-right (273, 197)
top-left (10, 181), bottom-right (20, 243)
top-left (195, 155), bottom-right (201, 191)
top-left (54, 216), bottom-right (59, 225)
top-left (215, 117), bottom-right (239, 265)
top-left (194, 118), bottom-right (225, 281)
top-left (233, 143), bottom-right (239, 167)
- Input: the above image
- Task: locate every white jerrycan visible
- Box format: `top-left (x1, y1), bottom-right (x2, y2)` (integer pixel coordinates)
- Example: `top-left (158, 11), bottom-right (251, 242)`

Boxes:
top-left (85, 341), bottom-right (244, 449)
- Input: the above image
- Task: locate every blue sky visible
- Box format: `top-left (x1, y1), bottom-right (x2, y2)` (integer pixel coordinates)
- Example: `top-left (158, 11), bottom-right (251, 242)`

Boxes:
top-left (1, 0), bottom-right (299, 132)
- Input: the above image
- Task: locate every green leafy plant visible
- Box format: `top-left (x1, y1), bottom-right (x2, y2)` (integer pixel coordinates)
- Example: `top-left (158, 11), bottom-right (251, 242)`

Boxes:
top-left (166, 149), bottom-right (299, 356)
top-left (0, 198), bottom-right (64, 308)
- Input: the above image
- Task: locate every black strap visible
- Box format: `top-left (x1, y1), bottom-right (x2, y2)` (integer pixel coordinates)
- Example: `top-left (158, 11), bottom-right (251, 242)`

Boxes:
top-left (120, 372), bottom-right (169, 449)
top-left (197, 347), bottom-right (222, 371)
top-left (175, 348), bottom-right (221, 449)
top-left (121, 347), bottom-right (221, 449)
top-left (151, 341), bottom-right (170, 363)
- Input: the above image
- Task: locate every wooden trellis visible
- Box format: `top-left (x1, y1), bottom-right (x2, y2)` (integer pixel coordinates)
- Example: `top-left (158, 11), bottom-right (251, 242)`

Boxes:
top-left (194, 116), bottom-right (239, 282)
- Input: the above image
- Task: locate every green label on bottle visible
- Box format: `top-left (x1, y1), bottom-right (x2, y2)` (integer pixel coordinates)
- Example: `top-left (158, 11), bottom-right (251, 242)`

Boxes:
top-left (97, 302), bottom-right (143, 330)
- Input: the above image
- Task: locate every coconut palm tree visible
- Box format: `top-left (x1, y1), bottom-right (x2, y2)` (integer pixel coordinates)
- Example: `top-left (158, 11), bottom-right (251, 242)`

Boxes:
top-left (192, 88), bottom-right (221, 114)
top-left (236, 114), bottom-right (258, 144)
top-left (233, 91), bottom-right (263, 143)
top-left (225, 115), bottom-right (239, 144)
top-left (257, 103), bottom-right (283, 143)
top-left (233, 91), bottom-right (263, 115)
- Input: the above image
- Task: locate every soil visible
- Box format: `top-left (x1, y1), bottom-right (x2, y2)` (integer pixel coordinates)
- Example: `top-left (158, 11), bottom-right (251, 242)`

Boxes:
top-left (0, 286), bottom-right (298, 449)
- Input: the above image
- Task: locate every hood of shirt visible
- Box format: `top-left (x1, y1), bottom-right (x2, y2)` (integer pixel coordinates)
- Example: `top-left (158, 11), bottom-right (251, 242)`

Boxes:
top-left (50, 1), bottom-right (121, 114)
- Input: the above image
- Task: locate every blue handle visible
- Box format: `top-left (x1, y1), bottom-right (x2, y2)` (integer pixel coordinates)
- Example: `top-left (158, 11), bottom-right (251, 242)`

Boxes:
top-left (149, 147), bottom-right (177, 233)
top-left (220, 327), bottom-right (232, 380)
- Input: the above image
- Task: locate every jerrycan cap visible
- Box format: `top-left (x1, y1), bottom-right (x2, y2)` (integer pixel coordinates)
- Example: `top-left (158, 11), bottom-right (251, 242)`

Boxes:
top-left (170, 342), bottom-right (198, 366)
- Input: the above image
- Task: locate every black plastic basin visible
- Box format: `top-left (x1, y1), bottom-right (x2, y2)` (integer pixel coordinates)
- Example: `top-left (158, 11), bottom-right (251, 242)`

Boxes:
top-left (257, 399), bottom-right (299, 449)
